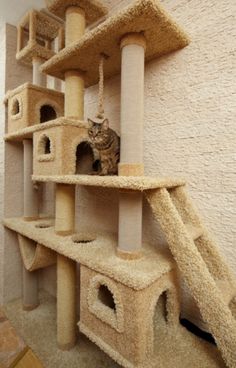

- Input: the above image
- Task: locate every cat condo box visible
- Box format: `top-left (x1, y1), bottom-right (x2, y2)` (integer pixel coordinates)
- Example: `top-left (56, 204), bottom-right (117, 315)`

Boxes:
top-left (33, 119), bottom-right (92, 176)
top-left (5, 83), bottom-right (64, 134)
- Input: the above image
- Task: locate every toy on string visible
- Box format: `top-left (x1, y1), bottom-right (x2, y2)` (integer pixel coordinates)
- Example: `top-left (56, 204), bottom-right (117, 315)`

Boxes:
top-left (88, 54), bottom-right (120, 175)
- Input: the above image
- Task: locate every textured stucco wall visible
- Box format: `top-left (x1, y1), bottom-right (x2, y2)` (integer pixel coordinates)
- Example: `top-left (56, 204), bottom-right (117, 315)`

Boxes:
top-left (81, 0), bottom-right (236, 269)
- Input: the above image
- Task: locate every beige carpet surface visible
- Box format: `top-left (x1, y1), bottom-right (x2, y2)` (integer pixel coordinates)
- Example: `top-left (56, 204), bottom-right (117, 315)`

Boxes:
top-left (3, 291), bottom-right (226, 368)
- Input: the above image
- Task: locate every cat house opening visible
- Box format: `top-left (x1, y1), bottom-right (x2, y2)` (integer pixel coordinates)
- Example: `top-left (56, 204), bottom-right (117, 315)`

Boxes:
top-left (40, 104), bottom-right (57, 123)
top-left (153, 292), bottom-right (168, 346)
top-left (38, 135), bottom-right (52, 156)
top-left (35, 221), bottom-right (53, 229)
top-left (75, 142), bottom-right (94, 174)
top-left (98, 284), bottom-right (116, 311)
top-left (71, 233), bottom-right (96, 244)
top-left (11, 98), bottom-right (20, 116)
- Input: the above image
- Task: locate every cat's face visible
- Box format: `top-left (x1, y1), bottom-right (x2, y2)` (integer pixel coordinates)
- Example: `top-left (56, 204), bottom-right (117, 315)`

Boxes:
top-left (88, 118), bottom-right (109, 144)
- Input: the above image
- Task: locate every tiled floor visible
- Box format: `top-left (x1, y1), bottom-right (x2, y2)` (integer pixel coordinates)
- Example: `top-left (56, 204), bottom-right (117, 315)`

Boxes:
top-left (3, 291), bottom-right (226, 368)
top-left (0, 308), bottom-right (27, 368)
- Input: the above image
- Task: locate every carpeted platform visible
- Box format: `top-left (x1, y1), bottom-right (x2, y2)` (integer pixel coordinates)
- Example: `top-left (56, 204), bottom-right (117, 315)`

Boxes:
top-left (3, 291), bottom-right (226, 368)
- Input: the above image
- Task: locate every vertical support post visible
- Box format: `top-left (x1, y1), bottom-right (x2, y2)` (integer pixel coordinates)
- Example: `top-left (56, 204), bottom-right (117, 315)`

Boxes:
top-left (23, 139), bottom-right (38, 221)
top-left (119, 33), bottom-right (146, 173)
top-left (57, 254), bottom-right (77, 350)
top-left (58, 27), bottom-right (65, 51)
top-left (53, 36), bottom-right (62, 91)
top-left (23, 139), bottom-right (39, 310)
top-left (55, 184), bottom-right (76, 349)
top-left (17, 26), bottom-right (23, 53)
top-left (55, 184), bottom-right (75, 236)
top-left (55, 5), bottom-right (86, 350)
top-left (32, 57), bottom-right (46, 87)
top-left (117, 33), bottom-right (146, 259)
top-left (65, 71), bottom-right (84, 119)
top-left (29, 10), bottom-right (36, 43)
top-left (22, 267), bottom-right (39, 311)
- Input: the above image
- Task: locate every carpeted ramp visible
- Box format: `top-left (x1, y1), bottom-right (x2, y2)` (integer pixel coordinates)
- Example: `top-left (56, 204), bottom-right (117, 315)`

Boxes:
top-left (145, 186), bottom-right (236, 368)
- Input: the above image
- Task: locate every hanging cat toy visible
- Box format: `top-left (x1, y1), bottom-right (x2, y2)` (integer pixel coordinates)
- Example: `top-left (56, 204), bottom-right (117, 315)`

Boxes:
top-left (88, 54), bottom-right (120, 176)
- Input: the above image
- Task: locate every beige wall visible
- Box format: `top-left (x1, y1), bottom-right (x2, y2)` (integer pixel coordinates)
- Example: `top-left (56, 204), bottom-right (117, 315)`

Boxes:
top-left (1, 24), bottom-right (33, 304)
top-left (0, 0), bottom-right (235, 322)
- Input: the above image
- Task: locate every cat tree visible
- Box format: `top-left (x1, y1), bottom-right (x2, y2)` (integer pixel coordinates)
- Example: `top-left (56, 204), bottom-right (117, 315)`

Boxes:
top-left (3, 0), bottom-right (236, 367)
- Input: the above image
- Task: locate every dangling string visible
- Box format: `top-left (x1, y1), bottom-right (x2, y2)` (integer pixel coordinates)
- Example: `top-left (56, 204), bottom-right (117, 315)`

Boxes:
top-left (96, 54), bottom-right (105, 120)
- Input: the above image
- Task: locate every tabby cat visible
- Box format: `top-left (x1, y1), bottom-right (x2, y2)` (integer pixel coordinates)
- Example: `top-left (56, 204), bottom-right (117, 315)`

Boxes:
top-left (88, 118), bottom-right (120, 175)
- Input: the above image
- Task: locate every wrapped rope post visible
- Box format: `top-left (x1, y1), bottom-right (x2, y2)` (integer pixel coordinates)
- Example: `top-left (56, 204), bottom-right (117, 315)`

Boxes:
top-left (96, 54), bottom-right (106, 120)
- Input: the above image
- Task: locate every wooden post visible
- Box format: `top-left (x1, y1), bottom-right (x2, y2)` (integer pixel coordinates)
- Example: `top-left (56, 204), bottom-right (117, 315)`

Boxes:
top-left (65, 7), bottom-right (85, 45)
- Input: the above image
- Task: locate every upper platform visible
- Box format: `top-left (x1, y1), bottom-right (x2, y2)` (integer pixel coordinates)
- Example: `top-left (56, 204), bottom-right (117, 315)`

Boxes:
top-left (45, 0), bottom-right (107, 24)
top-left (32, 174), bottom-right (185, 191)
top-left (41, 0), bottom-right (190, 86)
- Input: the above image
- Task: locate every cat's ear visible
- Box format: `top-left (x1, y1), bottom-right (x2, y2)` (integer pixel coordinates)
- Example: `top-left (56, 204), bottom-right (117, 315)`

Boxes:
top-left (88, 118), bottom-right (94, 128)
top-left (102, 119), bottom-right (109, 130)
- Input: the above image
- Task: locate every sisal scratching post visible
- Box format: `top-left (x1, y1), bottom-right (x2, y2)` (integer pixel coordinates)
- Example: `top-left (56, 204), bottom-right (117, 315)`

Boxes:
top-left (118, 34), bottom-right (146, 259)
top-left (65, 70), bottom-right (84, 119)
top-left (55, 4), bottom-right (85, 350)
top-left (23, 139), bottom-right (39, 221)
top-left (64, 6), bottom-right (85, 119)
top-left (55, 184), bottom-right (75, 236)
top-left (55, 184), bottom-right (76, 349)
top-left (32, 57), bottom-right (46, 87)
top-left (65, 7), bottom-right (85, 45)
top-left (57, 254), bottom-right (77, 350)
top-left (22, 266), bottom-right (39, 311)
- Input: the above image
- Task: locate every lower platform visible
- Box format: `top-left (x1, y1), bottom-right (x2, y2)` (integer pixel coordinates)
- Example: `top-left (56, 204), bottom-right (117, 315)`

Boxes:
top-left (3, 217), bottom-right (175, 290)
top-left (3, 291), bottom-right (226, 368)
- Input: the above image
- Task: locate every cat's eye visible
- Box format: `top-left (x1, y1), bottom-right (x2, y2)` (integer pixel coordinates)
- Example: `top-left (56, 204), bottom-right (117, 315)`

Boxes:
top-left (88, 129), bottom-right (93, 135)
